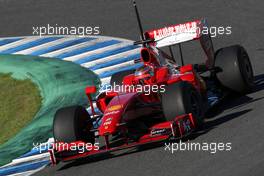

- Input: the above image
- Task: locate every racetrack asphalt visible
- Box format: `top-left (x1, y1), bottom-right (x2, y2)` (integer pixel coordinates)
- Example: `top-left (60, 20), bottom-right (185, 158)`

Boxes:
top-left (0, 0), bottom-right (264, 176)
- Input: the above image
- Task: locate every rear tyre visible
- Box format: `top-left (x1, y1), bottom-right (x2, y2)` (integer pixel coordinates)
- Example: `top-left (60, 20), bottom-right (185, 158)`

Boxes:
top-left (110, 69), bottom-right (135, 86)
top-left (53, 106), bottom-right (95, 143)
top-left (161, 82), bottom-right (204, 128)
top-left (215, 45), bottom-right (254, 93)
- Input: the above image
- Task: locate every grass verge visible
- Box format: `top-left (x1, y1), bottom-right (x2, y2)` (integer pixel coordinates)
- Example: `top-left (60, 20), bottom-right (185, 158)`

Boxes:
top-left (0, 73), bottom-right (42, 145)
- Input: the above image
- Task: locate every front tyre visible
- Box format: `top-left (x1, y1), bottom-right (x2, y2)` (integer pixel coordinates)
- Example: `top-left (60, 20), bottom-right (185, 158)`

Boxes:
top-left (161, 82), bottom-right (204, 128)
top-left (53, 106), bottom-right (95, 144)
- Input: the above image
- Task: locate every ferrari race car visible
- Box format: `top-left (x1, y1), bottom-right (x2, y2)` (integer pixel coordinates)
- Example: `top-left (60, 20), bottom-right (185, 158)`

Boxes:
top-left (49, 1), bottom-right (254, 164)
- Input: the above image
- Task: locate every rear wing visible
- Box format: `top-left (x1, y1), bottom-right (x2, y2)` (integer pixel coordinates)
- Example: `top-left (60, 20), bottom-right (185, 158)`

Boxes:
top-left (144, 19), bottom-right (215, 68)
top-left (145, 19), bottom-right (206, 48)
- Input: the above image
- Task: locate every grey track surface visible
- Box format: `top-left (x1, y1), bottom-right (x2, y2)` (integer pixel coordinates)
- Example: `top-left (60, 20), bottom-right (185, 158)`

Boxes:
top-left (0, 0), bottom-right (264, 176)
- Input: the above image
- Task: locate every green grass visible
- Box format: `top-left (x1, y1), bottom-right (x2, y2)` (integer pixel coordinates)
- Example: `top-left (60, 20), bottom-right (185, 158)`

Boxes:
top-left (0, 73), bottom-right (42, 145)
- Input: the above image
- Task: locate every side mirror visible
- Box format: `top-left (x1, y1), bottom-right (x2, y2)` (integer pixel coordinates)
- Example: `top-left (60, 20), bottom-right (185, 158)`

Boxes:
top-left (85, 86), bottom-right (97, 94)
top-left (85, 86), bottom-right (97, 116)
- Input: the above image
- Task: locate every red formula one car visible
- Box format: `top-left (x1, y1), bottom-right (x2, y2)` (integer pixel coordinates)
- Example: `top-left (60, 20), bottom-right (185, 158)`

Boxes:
top-left (49, 1), bottom-right (254, 164)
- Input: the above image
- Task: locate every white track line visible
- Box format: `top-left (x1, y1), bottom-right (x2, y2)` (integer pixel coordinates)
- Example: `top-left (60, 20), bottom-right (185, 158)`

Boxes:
top-left (14, 37), bottom-right (75, 55)
top-left (41, 37), bottom-right (110, 58)
top-left (11, 153), bottom-right (50, 165)
top-left (62, 42), bottom-right (130, 62)
top-left (81, 48), bottom-right (140, 68)
top-left (94, 60), bottom-right (135, 75)
top-left (0, 37), bottom-right (38, 52)
top-left (101, 77), bottom-right (111, 84)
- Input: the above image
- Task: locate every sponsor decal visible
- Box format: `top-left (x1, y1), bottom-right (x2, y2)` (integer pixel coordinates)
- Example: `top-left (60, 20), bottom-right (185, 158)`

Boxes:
top-left (108, 104), bottom-right (122, 111)
top-left (106, 117), bottom-right (112, 121)
top-left (151, 128), bottom-right (169, 136)
top-left (152, 21), bottom-right (199, 41)
top-left (104, 110), bottom-right (120, 116)
top-left (103, 116), bottom-right (114, 126)
top-left (103, 121), bottom-right (112, 126)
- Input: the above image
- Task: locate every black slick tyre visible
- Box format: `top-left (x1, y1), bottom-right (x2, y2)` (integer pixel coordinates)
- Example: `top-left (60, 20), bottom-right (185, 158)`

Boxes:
top-left (162, 82), bottom-right (204, 128)
top-left (53, 106), bottom-right (95, 144)
top-left (215, 45), bottom-right (254, 93)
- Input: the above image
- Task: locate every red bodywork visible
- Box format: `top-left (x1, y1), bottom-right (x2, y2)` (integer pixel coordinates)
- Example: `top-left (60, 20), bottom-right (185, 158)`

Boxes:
top-left (50, 19), bottom-right (213, 164)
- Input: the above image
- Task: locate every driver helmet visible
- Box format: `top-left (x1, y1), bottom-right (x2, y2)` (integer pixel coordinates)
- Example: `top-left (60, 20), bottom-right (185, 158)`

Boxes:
top-left (134, 65), bottom-right (154, 83)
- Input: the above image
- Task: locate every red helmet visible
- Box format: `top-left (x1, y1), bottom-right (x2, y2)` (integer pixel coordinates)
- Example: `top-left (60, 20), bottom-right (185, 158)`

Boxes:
top-left (134, 66), bottom-right (154, 83)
